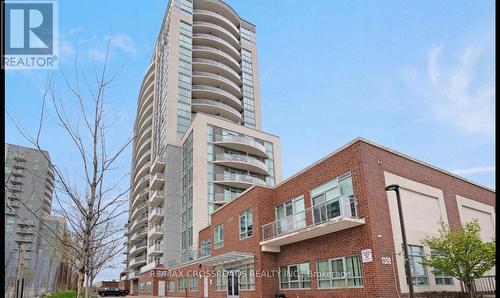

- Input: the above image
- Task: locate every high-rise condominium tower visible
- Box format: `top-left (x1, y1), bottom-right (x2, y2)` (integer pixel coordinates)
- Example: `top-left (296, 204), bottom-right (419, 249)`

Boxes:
top-left (4, 144), bottom-right (55, 296)
top-left (125, 0), bottom-right (282, 288)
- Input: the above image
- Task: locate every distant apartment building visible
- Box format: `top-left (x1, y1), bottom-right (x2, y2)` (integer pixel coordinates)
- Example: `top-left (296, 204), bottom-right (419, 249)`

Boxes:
top-left (132, 138), bottom-right (495, 297)
top-left (124, 0), bottom-right (281, 293)
top-left (4, 144), bottom-right (77, 297)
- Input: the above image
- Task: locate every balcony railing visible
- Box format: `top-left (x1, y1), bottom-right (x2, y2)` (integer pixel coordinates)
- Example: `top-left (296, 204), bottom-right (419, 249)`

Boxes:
top-left (192, 71), bottom-right (242, 94)
top-left (214, 192), bottom-right (240, 203)
top-left (193, 9), bottom-right (239, 36)
top-left (192, 45), bottom-right (241, 70)
top-left (192, 33), bottom-right (240, 58)
top-left (262, 196), bottom-right (359, 241)
top-left (192, 58), bottom-right (241, 81)
top-left (214, 135), bottom-right (267, 157)
top-left (215, 153), bottom-right (268, 173)
top-left (168, 246), bottom-right (211, 267)
top-left (214, 173), bottom-right (267, 186)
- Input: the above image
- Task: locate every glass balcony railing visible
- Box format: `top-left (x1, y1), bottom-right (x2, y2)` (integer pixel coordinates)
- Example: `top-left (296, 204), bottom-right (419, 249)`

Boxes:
top-left (261, 196), bottom-right (359, 241)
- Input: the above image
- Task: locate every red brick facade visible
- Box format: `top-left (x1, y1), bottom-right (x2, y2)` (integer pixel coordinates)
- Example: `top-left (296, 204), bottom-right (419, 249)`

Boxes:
top-left (130, 139), bottom-right (495, 298)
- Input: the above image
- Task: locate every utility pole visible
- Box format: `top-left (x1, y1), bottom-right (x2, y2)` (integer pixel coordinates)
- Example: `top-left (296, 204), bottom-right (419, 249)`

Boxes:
top-left (16, 245), bottom-right (27, 298)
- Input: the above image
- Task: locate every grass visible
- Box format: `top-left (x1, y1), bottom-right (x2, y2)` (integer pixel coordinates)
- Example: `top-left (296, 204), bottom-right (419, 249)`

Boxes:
top-left (43, 290), bottom-right (98, 298)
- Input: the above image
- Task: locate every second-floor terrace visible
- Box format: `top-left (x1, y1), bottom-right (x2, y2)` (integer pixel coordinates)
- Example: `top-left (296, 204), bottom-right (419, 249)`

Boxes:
top-left (260, 196), bottom-right (365, 252)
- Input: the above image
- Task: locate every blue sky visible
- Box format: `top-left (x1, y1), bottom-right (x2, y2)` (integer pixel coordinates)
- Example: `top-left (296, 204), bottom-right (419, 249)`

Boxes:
top-left (5, 0), bottom-right (495, 281)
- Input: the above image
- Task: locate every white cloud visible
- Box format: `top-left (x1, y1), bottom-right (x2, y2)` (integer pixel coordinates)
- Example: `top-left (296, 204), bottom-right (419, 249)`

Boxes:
top-left (401, 36), bottom-right (495, 138)
top-left (451, 166), bottom-right (495, 175)
top-left (69, 26), bottom-right (85, 35)
top-left (107, 33), bottom-right (137, 55)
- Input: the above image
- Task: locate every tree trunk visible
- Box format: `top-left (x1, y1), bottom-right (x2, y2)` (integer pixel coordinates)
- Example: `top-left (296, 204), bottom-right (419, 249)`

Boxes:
top-left (76, 269), bottom-right (85, 298)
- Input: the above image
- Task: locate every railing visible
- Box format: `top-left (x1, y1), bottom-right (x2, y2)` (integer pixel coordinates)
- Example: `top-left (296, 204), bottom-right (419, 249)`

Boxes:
top-left (193, 9), bottom-right (240, 35)
top-left (214, 135), bottom-right (267, 154)
top-left (192, 99), bottom-right (242, 117)
top-left (192, 58), bottom-right (241, 80)
top-left (16, 236), bottom-right (33, 242)
top-left (214, 192), bottom-right (240, 202)
top-left (261, 196), bottom-right (359, 241)
top-left (192, 71), bottom-right (242, 93)
top-left (131, 242), bottom-right (147, 253)
top-left (149, 224), bottom-right (164, 233)
top-left (150, 190), bottom-right (165, 201)
top-left (17, 228), bottom-right (33, 234)
top-left (215, 153), bottom-right (267, 171)
top-left (214, 173), bottom-right (267, 186)
top-left (169, 247), bottom-right (211, 268)
top-left (192, 45), bottom-right (241, 69)
top-left (152, 173), bottom-right (165, 181)
top-left (149, 243), bottom-right (164, 252)
top-left (150, 207), bottom-right (164, 217)
top-left (192, 33), bottom-right (240, 58)
top-left (193, 21), bottom-right (240, 45)
top-left (11, 169), bottom-right (24, 176)
top-left (130, 255), bottom-right (147, 266)
top-left (192, 85), bottom-right (242, 108)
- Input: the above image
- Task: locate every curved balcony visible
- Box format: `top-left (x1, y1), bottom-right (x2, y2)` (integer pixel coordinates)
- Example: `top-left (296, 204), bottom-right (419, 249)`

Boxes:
top-left (130, 202), bottom-right (148, 222)
top-left (192, 99), bottom-right (243, 124)
top-left (137, 88), bottom-right (154, 126)
top-left (192, 71), bottom-right (242, 98)
top-left (193, 0), bottom-right (241, 28)
top-left (138, 76), bottom-right (154, 112)
top-left (136, 125), bottom-right (152, 152)
top-left (193, 21), bottom-right (240, 50)
top-left (192, 58), bottom-right (241, 85)
top-left (149, 207), bottom-right (164, 224)
top-left (148, 224), bottom-right (164, 240)
top-left (129, 241), bottom-right (148, 258)
top-left (193, 33), bottom-right (240, 61)
top-left (192, 85), bottom-right (242, 111)
top-left (193, 9), bottom-right (239, 38)
top-left (214, 153), bottom-right (269, 176)
top-left (213, 135), bottom-right (268, 158)
top-left (131, 190), bottom-right (148, 210)
top-left (150, 190), bottom-right (165, 207)
top-left (130, 227), bottom-right (147, 244)
top-left (130, 212), bottom-right (148, 234)
top-left (137, 114), bottom-right (153, 138)
top-left (133, 160), bottom-right (151, 185)
top-left (150, 173), bottom-right (165, 191)
top-left (214, 173), bottom-right (267, 189)
top-left (129, 253), bottom-right (147, 267)
top-left (133, 137), bottom-right (152, 163)
top-left (132, 175), bottom-right (150, 199)
top-left (192, 45), bottom-right (241, 73)
top-left (136, 98), bottom-right (153, 132)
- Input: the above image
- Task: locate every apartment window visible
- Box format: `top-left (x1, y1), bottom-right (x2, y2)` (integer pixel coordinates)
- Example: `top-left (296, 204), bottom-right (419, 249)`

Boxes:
top-left (276, 196), bottom-right (305, 234)
top-left (408, 245), bottom-right (428, 285)
top-left (177, 279), bottom-right (186, 291)
top-left (279, 263), bottom-right (311, 289)
top-left (139, 283), bottom-right (144, 291)
top-left (186, 277), bottom-right (198, 291)
top-left (200, 239), bottom-right (211, 256)
top-left (311, 173), bottom-right (356, 222)
top-left (167, 280), bottom-right (175, 292)
top-left (214, 224), bottom-right (224, 248)
top-left (430, 250), bottom-right (454, 285)
top-left (239, 264), bottom-right (256, 290)
top-left (145, 281), bottom-right (152, 291)
top-left (317, 256), bottom-right (363, 288)
top-left (239, 209), bottom-right (253, 239)
top-left (216, 271), bottom-right (227, 291)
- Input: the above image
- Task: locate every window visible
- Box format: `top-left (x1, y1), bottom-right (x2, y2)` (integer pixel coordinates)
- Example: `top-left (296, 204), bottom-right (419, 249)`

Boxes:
top-left (239, 264), bottom-right (255, 290)
top-left (200, 239), bottom-right (211, 256)
top-left (189, 277), bottom-right (198, 291)
top-left (408, 245), bottom-right (428, 285)
top-left (177, 279), bottom-right (186, 291)
top-left (216, 271), bottom-right (227, 291)
top-left (214, 224), bottom-right (224, 248)
top-left (167, 280), bottom-right (175, 292)
top-left (275, 196), bottom-right (305, 235)
top-left (430, 250), bottom-right (454, 285)
top-left (311, 172), bottom-right (356, 223)
top-left (279, 263), bottom-right (311, 289)
top-left (239, 209), bottom-right (253, 239)
top-left (317, 255), bottom-right (363, 288)
top-left (145, 281), bottom-right (152, 291)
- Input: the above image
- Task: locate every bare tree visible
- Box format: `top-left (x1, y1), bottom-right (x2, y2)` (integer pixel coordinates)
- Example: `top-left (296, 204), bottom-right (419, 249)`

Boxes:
top-left (7, 40), bottom-right (133, 298)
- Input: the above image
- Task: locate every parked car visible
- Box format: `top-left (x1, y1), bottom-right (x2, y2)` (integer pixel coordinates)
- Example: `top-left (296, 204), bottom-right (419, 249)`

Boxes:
top-left (98, 287), bottom-right (128, 296)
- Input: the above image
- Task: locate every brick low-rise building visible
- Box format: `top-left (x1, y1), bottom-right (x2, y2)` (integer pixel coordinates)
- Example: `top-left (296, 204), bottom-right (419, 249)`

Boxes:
top-left (132, 138), bottom-right (495, 297)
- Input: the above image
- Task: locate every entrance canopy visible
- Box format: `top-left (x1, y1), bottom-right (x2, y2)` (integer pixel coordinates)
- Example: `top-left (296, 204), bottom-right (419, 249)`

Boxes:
top-left (198, 251), bottom-right (254, 266)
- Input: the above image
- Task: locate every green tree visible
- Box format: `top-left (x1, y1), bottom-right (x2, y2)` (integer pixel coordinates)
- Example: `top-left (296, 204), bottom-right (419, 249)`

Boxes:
top-left (421, 220), bottom-right (495, 297)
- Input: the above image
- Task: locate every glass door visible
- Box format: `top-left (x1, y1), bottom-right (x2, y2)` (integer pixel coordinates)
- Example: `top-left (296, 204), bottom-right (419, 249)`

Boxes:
top-left (227, 271), bottom-right (239, 298)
